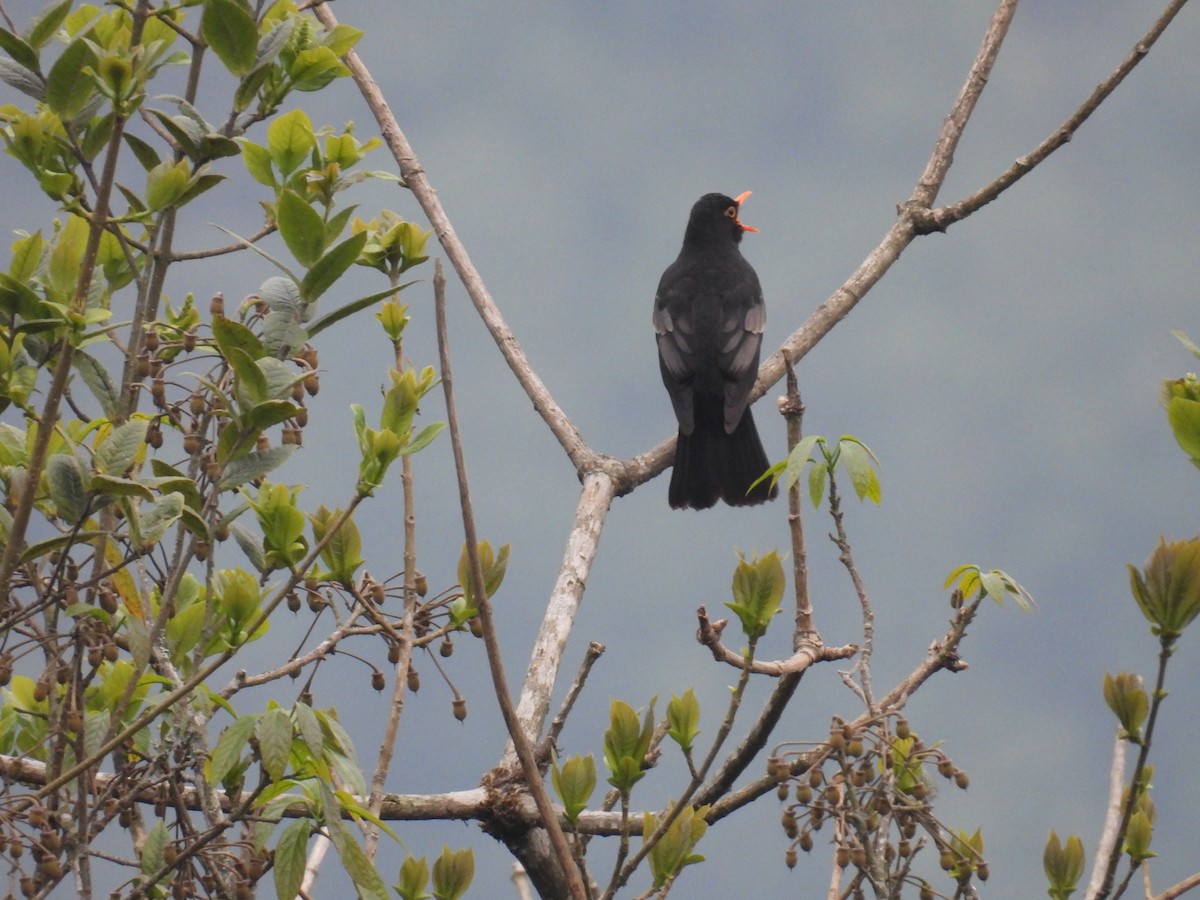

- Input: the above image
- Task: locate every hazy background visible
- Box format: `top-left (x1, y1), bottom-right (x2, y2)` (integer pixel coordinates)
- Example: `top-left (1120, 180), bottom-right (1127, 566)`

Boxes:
top-left (5, 1), bottom-right (1200, 896)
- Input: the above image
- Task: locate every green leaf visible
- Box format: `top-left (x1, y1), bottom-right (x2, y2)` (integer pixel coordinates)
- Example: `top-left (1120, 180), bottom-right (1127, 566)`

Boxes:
top-left (212, 314), bottom-right (266, 362)
top-left (837, 436), bottom-right (881, 504)
top-left (645, 805), bottom-right (709, 888)
top-left (140, 819), bottom-right (169, 875)
top-left (808, 454), bottom-right (828, 508)
top-left (1043, 831), bottom-right (1085, 900)
top-left (25, 0), bottom-right (74, 50)
top-left (175, 171), bottom-right (225, 208)
top-left (400, 421), bottom-right (446, 456)
top-left (243, 397), bottom-right (302, 434)
top-left (206, 714), bottom-right (259, 786)
top-left (266, 107), bottom-right (315, 177)
top-left (47, 214), bottom-right (90, 297)
top-left (145, 158), bottom-right (191, 211)
top-left (550, 753), bottom-right (596, 824)
top-left (89, 474), bottom-right (154, 501)
top-left (20, 531), bottom-right (108, 564)
top-left (72, 351), bottom-right (119, 418)
top-left (212, 568), bottom-right (267, 639)
top-left (307, 282), bottom-right (418, 338)
top-left (122, 132), bottom-right (162, 171)
top-left (0, 28), bottom-right (40, 74)
top-left (230, 522), bottom-right (267, 572)
top-left (93, 419), bottom-right (148, 476)
top-left (228, 346), bottom-right (269, 406)
top-left (0, 272), bottom-right (45, 319)
top-left (780, 433), bottom-right (821, 491)
top-left (603, 698), bottom-right (655, 793)
top-left (726, 551), bottom-right (785, 640)
top-left (1124, 810), bottom-right (1155, 862)
top-left (218, 445), bottom-right (296, 491)
top-left (47, 452), bottom-right (89, 523)
top-left (1167, 396), bottom-right (1200, 462)
top-left (273, 818), bottom-right (312, 900)
top-left (240, 139), bottom-right (275, 187)
top-left (288, 45), bottom-right (349, 92)
top-left (321, 788), bottom-right (390, 900)
top-left (395, 856), bottom-right (431, 900)
top-left (200, 0), bottom-right (259, 77)
top-left (293, 702), bottom-right (323, 757)
top-left (1102, 671), bottom-right (1148, 742)
top-left (256, 706), bottom-right (293, 781)
top-left (0, 56), bottom-right (44, 100)
top-left (666, 689), bottom-right (701, 754)
top-left (9, 230), bottom-right (45, 284)
top-left (300, 230), bottom-right (369, 302)
top-left (277, 189), bottom-right (326, 268)
top-left (1128, 536), bottom-right (1200, 639)
top-left (135, 492), bottom-right (184, 549)
top-left (45, 36), bottom-right (97, 119)
top-left (431, 846), bottom-right (474, 900)
top-left (456, 540), bottom-right (509, 605)
top-left (311, 506), bottom-right (364, 587)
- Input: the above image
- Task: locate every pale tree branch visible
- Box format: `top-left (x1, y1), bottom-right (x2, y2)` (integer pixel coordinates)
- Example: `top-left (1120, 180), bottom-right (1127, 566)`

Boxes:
top-left (1087, 734), bottom-right (1128, 900)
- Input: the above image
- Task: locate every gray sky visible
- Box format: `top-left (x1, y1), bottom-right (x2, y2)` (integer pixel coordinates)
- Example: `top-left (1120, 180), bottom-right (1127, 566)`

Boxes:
top-left (7, 1), bottom-right (1200, 897)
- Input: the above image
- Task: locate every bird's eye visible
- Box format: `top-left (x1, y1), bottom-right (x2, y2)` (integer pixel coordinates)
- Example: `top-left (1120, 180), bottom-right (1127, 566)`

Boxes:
top-left (725, 205), bottom-right (738, 219)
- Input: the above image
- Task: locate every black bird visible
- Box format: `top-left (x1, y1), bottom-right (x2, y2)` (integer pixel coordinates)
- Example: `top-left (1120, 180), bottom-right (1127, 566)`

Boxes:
top-left (654, 192), bottom-right (777, 510)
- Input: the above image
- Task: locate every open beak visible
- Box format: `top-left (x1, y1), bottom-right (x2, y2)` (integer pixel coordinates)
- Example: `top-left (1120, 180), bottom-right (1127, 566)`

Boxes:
top-left (734, 191), bottom-right (759, 233)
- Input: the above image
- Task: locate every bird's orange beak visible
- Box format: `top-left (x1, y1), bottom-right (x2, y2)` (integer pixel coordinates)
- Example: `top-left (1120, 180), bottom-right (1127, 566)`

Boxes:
top-left (734, 191), bottom-right (759, 233)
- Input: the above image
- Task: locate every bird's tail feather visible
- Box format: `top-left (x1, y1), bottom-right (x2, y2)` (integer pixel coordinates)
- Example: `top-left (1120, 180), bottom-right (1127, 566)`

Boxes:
top-left (669, 408), bottom-right (776, 510)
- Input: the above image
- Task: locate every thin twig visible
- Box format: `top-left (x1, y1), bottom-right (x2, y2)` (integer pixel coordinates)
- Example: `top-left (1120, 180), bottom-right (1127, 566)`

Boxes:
top-left (434, 260), bottom-right (587, 900)
top-left (1155, 871), bottom-right (1200, 900)
top-left (910, 0), bottom-right (1021, 209)
top-left (781, 361), bottom-right (814, 643)
top-left (540, 642), bottom-right (607, 758)
top-left (695, 607), bottom-right (856, 674)
top-left (912, 0), bottom-right (1191, 231)
top-left (827, 473), bottom-right (877, 713)
top-left (365, 279), bottom-right (422, 860)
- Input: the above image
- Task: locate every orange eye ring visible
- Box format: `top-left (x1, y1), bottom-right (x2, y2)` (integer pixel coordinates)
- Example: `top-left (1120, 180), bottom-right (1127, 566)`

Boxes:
top-left (725, 205), bottom-right (738, 219)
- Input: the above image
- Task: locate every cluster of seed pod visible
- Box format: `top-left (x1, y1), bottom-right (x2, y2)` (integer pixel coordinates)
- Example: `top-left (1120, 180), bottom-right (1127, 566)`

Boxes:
top-left (771, 715), bottom-right (984, 897)
top-left (143, 294), bottom-right (318, 476)
top-left (286, 566), bottom-right (482, 724)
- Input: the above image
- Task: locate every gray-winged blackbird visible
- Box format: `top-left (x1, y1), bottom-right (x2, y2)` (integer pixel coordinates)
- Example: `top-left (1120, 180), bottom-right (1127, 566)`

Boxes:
top-left (654, 192), bottom-right (776, 509)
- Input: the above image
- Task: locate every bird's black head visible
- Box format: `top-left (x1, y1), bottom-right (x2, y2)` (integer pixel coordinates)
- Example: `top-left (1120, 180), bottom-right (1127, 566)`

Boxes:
top-left (683, 191), bottom-right (758, 249)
